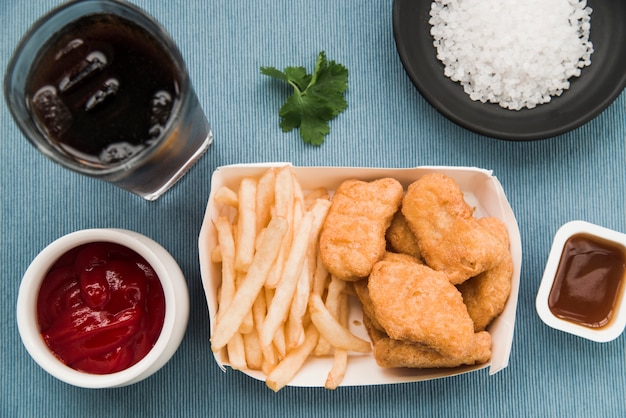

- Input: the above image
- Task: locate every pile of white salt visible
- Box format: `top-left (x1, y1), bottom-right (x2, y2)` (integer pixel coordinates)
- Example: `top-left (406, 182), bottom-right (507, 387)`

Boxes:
top-left (429, 0), bottom-right (594, 110)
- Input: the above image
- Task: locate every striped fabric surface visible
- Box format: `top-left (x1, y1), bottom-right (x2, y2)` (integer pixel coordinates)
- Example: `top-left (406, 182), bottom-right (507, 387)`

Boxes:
top-left (1, 0), bottom-right (625, 417)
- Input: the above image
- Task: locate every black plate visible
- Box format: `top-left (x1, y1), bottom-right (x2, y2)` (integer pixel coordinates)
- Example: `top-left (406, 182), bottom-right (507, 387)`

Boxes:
top-left (393, 0), bottom-right (626, 141)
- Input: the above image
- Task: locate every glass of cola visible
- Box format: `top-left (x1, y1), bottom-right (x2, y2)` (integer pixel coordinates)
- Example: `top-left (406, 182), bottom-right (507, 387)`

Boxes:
top-left (5, 0), bottom-right (213, 200)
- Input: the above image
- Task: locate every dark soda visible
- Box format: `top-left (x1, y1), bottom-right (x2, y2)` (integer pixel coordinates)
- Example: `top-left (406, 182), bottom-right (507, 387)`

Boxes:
top-left (26, 13), bottom-right (181, 168)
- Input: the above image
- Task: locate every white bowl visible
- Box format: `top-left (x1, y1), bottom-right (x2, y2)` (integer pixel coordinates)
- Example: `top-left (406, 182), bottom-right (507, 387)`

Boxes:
top-left (17, 228), bottom-right (189, 388)
top-left (536, 220), bottom-right (626, 342)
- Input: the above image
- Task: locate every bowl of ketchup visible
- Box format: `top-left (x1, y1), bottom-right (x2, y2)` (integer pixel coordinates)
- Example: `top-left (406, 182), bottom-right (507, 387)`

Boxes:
top-left (17, 229), bottom-right (189, 388)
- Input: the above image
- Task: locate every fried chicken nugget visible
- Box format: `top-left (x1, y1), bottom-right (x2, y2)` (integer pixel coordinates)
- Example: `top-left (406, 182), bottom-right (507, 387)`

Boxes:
top-left (368, 257), bottom-right (476, 358)
top-left (402, 173), bottom-right (507, 285)
top-left (363, 315), bottom-right (491, 368)
top-left (457, 217), bottom-right (514, 332)
top-left (478, 216), bottom-right (510, 245)
top-left (353, 279), bottom-right (385, 332)
top-left (354, 252), bottom-right (422, 333)
top-left (385, 210), bottom-right (422, 261)
top-left (381, 251), bottom-right (423, 264)
top-left (319, 178), bottom-right (403, 281)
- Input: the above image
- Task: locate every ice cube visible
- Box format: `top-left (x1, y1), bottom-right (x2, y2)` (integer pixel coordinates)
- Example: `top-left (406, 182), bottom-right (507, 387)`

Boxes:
top-left (58, 51), bottom-right (107, 93)
top-left (148, 90), bottom-right (173, 138)
top-left (99, 142), bottom-right (145, 164)
top-left (31, 85), bottom-right (72, 137)
top-left (54, 38), bottom-right (85, 61)
top-left (84, 78), bottom-right (120, 111)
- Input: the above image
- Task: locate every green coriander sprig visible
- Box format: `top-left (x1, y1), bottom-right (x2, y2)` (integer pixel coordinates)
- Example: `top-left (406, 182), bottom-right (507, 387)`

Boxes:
top-left (261, 51), bottom-right (348, 146)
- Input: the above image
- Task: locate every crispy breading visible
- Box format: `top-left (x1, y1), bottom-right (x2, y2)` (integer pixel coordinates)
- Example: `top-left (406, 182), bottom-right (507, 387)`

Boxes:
top-left (368, 258), bottom-right (476, 358)
top-left (319, 178), bottom-right (403, 281)
top-left (457, 217), bottom-right (514, 331)
top-left (478, 216), bottom-right (511, 247)
top-left (353, 279), bottom-right (385, 332)
top-left (364, 315), bottom-right (491, 368)
top-left (402, 173), bottom-right (507, 285)
top-left (385, 209), bottom-right (422, 261)
top-left (381, 251), bottom-right (422, 264)
top-left (354, 252), bottom-right (423, 333)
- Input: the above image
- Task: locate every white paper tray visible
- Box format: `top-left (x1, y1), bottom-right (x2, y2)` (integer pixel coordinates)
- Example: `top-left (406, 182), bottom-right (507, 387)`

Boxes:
top-left (199, 163), bottom-right (522, 386)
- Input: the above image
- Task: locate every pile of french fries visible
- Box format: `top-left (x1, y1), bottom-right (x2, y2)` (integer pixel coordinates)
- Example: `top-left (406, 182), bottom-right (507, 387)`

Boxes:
top-left (210, 166), bottom-right (371, 391)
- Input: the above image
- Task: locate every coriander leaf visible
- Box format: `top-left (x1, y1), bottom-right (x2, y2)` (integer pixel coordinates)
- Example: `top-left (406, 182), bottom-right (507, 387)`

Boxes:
top-left (300, 116), bottom-right (331, 146)
top-left (311, 66), bottom-right (348, 112)
top-left (308, 50), bottom-right (327, 87)
top-left (283, 67), bottom-right (311, 91)
top-left (261, 51), bottom-right (348, 146)
top-left (259, 66), bottom-right (289, 82)
top-left (279, 90), bottom-right (335, 145)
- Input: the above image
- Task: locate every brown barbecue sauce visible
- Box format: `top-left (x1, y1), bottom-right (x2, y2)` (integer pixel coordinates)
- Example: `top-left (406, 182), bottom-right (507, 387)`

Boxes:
top-left (548, 234), bottom-right (626, 328)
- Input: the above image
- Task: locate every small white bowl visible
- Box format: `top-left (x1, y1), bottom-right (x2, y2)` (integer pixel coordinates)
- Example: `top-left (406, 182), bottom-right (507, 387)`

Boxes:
top-left (17, 228), bottom-right (189, 388)
top-left (536, 221), bottom-right (626, 343)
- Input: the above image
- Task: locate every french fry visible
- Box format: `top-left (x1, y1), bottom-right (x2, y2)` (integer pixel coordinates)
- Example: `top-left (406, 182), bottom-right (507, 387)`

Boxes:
top-left (313, 259), bottom-right (332, 356)
top-left (286, 259), bottom-right (311, 349)
top-left (226, 332), bottom-right (247, 371)
top-left (266, 325), bottom-right (320, 392)
top-left (235, 178), bottom-right (257, 272)
top-left (325, 292), bottom-right (350, 389)
top-left (214, 186), bottom-right (239, 207)
top-left (272, 166), bottom-right (295, 222)
top-left (260, 211), bottom-right (315, 347)
top-left (338, 291), bottom-right (350, 327)
top-left (238, 311), bottom-right (254, 335)
top-left (273, 325), bottom-right (287, 358)
top-left (255, 228), bottom-right (266, 250)
top-left (214, 217), bottom-right (236, 324)
top-left (290, 258), bottom-right (311, 321)
top-left (242, 328), bottom-right (263, 371)
top-left (304, 187), bottom-right (330, 209)
top-left (285, 315), bottom-right (304, 351)
top-left (210, 245), bottom-right (222, 263)
top-left (309, 293), bottom-right (371, 353)
top-left (291, 171), bottom-right (306, 209)
top-left (325, 348), bottom-right (348, 389)
top-left (313, 335), bottom-right (332, 356)
top-left (252, 291), bottom-right (267, 335)
top-left (307, 200), bottom-right (331, 253)
top-left (259, 288), bottom-right (286, 357)
top-left (306, 199), bottom-right (332, 297)
top-left (261, 344), bottom-right (280, 376)
top-left (312, 253), bottom-right (330, 296)
top-left (265, 167), bottom-right (295, 288)
top-left (252, 290), bottom-right (278, 368)
top-left (234, 270), bottom-right (254, 335)
top-left (211, 217), bottom-right (288, 351)
top-left (313, 275), bottom-right (347, 356)
top-left (231, 269), bottom-right (256, 335)
top-left (256, 168), bottom-right (276, 233)
top-left (325, 276), bottom-right (346, 318)
top-left (313, 333), bottom-right (333, 356)
top-left (292, 197), bottom-right (304, 234)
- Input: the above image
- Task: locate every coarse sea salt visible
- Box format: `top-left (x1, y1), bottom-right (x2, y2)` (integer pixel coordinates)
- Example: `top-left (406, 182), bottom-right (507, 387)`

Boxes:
top-left (429, 0), bottom-right (594, 110)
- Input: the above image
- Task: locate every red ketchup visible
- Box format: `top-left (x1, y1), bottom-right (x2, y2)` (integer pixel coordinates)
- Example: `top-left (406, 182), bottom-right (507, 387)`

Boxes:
top-left (37, 242), bottom-right (166, 374)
